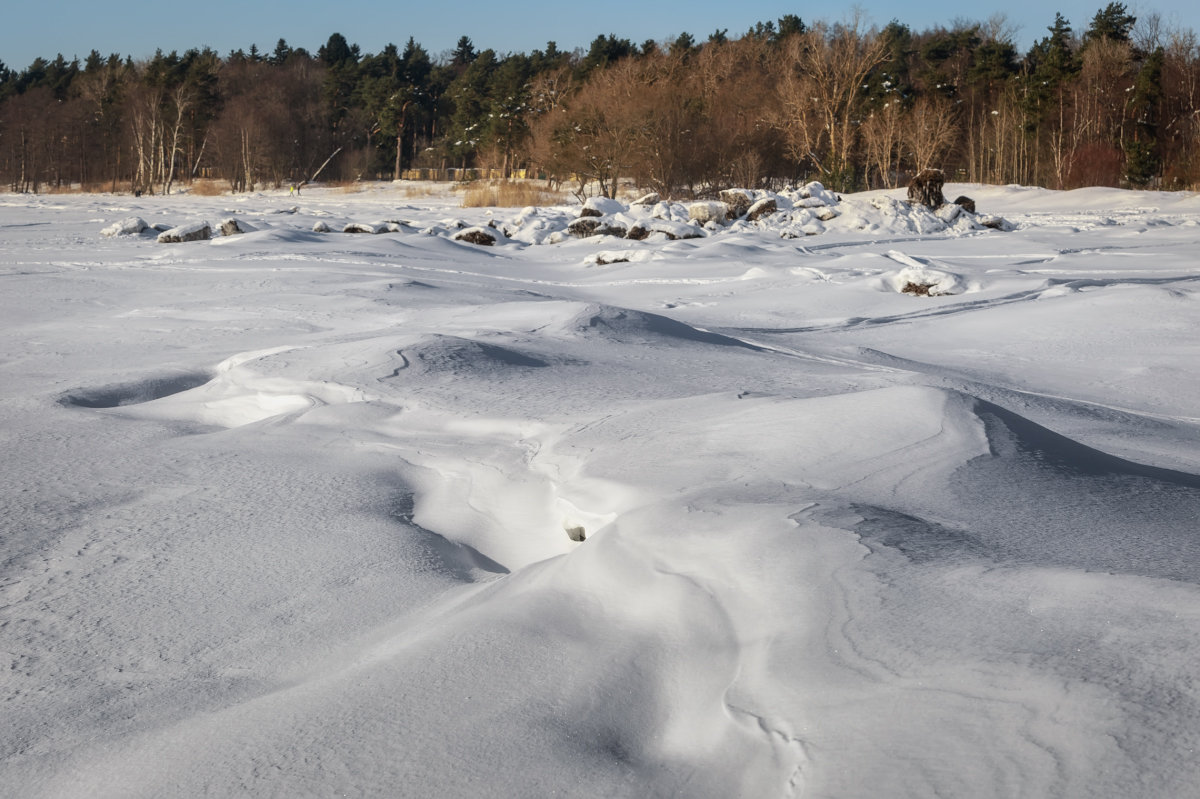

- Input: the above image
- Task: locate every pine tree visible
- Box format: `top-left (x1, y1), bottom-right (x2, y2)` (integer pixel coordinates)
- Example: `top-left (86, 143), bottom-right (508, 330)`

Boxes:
top-left (1085, 3), bottom-right (1136, 45)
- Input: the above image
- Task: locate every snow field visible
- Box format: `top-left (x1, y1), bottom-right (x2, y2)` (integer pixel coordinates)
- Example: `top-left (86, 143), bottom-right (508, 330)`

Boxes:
top-left (2, 182), bottom-right (1199, 797)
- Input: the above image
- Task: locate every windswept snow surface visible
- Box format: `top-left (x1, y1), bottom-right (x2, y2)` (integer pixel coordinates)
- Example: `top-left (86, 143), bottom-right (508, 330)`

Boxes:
top-left (3, 183), bottom-right (1200, 798)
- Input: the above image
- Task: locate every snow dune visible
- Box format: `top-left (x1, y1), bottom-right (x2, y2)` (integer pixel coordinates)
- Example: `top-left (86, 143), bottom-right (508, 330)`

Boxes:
top-left (2, 183), bottom-right (1199, 797)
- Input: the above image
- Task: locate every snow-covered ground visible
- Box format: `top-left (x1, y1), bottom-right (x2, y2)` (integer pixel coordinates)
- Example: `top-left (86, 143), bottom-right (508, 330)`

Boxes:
top-left (2, 182), bottom-right (1199, 798)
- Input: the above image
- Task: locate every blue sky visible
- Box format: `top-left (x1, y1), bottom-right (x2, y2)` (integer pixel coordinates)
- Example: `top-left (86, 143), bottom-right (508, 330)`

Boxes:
top-left (3, 0), bottom-right (1198, 71)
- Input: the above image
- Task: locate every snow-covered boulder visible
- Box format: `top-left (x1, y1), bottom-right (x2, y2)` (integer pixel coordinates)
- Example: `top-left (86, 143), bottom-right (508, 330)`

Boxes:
top-left (894, 267), bottom-right (966, 295)
top-left (979, 214), bottom-right (1015, 231)
top-left (799, 181), bottom-right (839, 206)
top-left (627, 218), bottom-right (705, 241)
top-left (719, 189), bottom-right (753, 219)
top-left (312, 221), bottom-right (332, 233)
top-left (881, 252), bottom-right (967, 296)
top-left (631, 192), bottom-right (660, 206)
top-left (453, 226), bottom-right (501, 246)
top-left (579, 196), bottom-right (625, 218)
top-left (746, 198), bottom-right (778, 222)
top-left (219, 218), bottom-right (248, 236)
top-left (344, 222), bottom-right (387, 234)
top-left (156, 221), bottom-right (211, 243)
top-left (953, 195), bottom-right (976, 214)
top-left (568, 217), bottom-right (601, 237)
top-left (101, 217), bottom-right (148, 237)
top-left (688, 201), bottom-right (728, 225)
top-left (568, 215), bottom-right (628, 238)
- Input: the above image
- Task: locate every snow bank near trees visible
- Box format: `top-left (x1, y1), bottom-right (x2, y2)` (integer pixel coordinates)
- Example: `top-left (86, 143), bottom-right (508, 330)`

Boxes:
top-left (113, 181), bottom-right (1011, 249)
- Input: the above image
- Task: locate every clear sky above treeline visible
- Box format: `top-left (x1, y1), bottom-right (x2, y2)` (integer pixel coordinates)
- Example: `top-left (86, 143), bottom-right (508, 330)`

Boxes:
top-left (4, 0), bottom-right (1198, 71)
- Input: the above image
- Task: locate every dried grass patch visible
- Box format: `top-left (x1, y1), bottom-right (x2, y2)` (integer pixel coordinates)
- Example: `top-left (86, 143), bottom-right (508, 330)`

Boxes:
top-left (190, 179), bottom-right (226, 196)
top-left (462, 180), bottom-right (566, 208)
top-left (400, 184), bottom-right (439, 198)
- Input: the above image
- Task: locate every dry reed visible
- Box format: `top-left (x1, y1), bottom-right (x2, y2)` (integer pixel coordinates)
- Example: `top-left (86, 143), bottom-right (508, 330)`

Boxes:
top-left (190, 179), bottom-right (226, 196)
top-left (461, 180), bottom-right (566, 208)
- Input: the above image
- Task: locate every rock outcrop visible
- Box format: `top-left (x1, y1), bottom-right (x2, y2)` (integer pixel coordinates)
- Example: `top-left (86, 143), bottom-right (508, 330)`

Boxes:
top-left (908, 169), bottom-right (946, 208)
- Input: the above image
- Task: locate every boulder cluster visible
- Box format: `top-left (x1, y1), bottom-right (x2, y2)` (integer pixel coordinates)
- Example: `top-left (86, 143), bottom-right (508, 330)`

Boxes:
top-left (101, 179), bottom-right (1012, 247)
top-left (102, 216), bottom-right (251, 242)
top-left (906, 169), bottom-right (1007, 230)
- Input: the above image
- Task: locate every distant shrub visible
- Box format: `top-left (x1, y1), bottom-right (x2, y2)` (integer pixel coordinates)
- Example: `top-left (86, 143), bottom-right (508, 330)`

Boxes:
top-left (1066, 143), bottom-right (1123, 189)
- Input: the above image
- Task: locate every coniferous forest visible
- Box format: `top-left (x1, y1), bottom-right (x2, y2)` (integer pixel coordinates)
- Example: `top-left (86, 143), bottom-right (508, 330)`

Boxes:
top-left (1, 3), bottom-right (1197, 197)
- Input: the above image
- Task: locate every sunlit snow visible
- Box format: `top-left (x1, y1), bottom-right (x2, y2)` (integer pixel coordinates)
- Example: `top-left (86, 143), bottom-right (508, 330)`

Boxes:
top-left (2, 182), bottom-right (1199, 798)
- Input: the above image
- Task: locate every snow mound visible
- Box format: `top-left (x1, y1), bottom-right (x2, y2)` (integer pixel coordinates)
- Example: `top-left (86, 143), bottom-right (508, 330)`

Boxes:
top-left (940, 396), bottom-right (1200, 581)
top-left (59, 371), bottom-right (212, 408)
top-left (557, 304), bottom-right (761, 350)
top-left (101, 216), bottom-right (149, 237)
top-left (581, 195), bottom-right (625, 217)
top-left (402, 335), bottom-right (552, 374)
top-left (871, 251), bottom-right (969, 295)
top-left (453, 226), bottom-right (506, 246)
top-left (585, 249), bottom-right (660, 266)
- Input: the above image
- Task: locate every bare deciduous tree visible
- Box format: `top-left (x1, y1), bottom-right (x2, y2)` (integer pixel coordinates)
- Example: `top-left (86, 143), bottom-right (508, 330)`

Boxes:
top-left (778, 17), bottom-right (887, 190)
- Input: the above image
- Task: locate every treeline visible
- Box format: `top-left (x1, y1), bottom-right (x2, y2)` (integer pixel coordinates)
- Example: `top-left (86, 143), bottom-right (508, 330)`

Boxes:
top-left (2, 3), bottom-right (1198, 196)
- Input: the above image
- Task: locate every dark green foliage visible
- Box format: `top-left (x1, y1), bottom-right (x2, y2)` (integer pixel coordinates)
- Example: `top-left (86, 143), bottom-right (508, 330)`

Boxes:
top-left (1124, 46), bottom-right (1165, 186)
top-left (777, 15), bottom-right (806, 39)
top-left (270, 39), bottom-right (293, 66)
top-left (1124, 139), bottom-right (1157, 186)
top-left (1085, 2), bottom-right (1137, 44)
top-left (670, 33), bottom-right (697, 58)
top-left (319, 33), bottom-right (358, 67)
top-left (451, 36), bottom-right (477, 69)
top-left (580, 34), bottom-right (635, 75)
